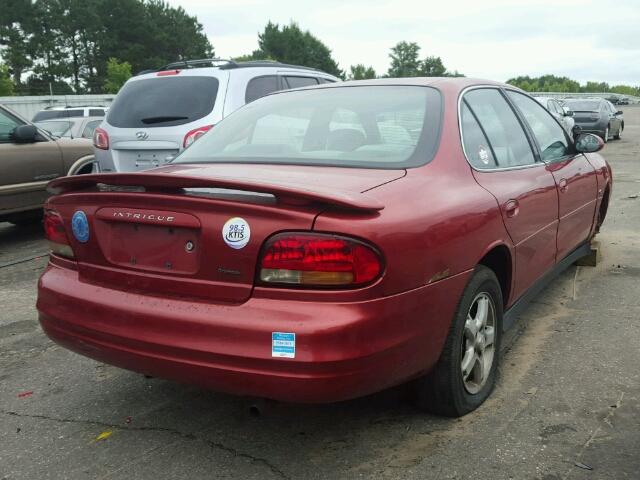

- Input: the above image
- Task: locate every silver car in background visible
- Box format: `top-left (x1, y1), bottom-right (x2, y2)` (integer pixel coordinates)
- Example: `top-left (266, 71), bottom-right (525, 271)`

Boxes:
top-left (534, 96), bottom-right (576, 136)
top-left (94, 59), bottom-right (339, 172)
top-left (35, 116), bottom-right (103, 139)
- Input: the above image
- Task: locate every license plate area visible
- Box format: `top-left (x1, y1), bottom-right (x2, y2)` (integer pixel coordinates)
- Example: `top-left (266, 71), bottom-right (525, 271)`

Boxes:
top-left (105, 223), bottom-right (200, 274)
top-left (93, 208), bottom-right (202, 275)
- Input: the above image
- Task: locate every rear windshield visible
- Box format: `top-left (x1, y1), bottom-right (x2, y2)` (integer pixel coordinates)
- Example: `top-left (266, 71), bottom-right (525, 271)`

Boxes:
top-left (173, 85), bottom-right (442, 169)
top-left (107, 76), bottom-right (219, 128)
top-left (563, 100), bottom-right (601, 111)
top-left (32, 110), bottom-right (83, 122)
top-left (35, 120), bottom-right (73, 137)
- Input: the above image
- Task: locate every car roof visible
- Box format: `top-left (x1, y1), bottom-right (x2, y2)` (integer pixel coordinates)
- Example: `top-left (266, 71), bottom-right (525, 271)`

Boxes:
top-left (264, 77), bottom-right (512, 98)
top-left (135, 59), bottom-right (338, 80)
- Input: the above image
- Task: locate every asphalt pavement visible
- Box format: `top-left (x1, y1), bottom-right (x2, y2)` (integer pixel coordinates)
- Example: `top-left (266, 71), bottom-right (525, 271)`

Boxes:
top-left (1, 107), bottom-right (639, 480)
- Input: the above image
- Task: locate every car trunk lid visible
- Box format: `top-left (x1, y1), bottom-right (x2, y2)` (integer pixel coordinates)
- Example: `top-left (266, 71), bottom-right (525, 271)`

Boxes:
top-left (47, 164), bottom-right (402, 303)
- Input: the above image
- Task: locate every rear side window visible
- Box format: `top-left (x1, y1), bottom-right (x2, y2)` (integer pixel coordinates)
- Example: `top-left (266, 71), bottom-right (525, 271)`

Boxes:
top-left (460, 103), bottom-right (497, 169)
top-left (284, 76), bottom-right (318, 89)
top-left (318, 78), bottom-right (336, 84)
top-left (89, 109), bottom-right (105, 117)
top-left (463, 88), bottom-right (535, 168)
top-left (245, 75), bottom-right (279, 104)
top-left (107, 77), bottom-right (219, 128)
top-left (507, 91), bottom-right (570, 162)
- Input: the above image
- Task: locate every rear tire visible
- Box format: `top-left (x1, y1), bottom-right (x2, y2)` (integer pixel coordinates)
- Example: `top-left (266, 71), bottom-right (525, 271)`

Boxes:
top-left (614, 124), bottom-right (622, 140)
top-left (414, 266), bottom-right (503, 417)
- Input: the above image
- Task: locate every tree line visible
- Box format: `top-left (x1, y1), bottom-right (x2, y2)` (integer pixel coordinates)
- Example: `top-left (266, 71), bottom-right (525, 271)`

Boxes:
top-left (1, 2), bottom-right (637, 97)
top-left (0, 0), bottom-right (212, 95)
top-left (506, 75), bottom-right (640, 97)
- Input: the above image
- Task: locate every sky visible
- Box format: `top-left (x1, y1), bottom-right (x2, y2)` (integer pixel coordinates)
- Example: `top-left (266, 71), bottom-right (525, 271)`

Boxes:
top-left (167, 0), bottom-right (640, 86)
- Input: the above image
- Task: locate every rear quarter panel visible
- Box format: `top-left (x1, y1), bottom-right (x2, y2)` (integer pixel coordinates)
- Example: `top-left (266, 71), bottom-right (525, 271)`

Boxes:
top-left (313, 162), bottom-right (511, 299)
top-left (56, 138), bottom-right (94, 174)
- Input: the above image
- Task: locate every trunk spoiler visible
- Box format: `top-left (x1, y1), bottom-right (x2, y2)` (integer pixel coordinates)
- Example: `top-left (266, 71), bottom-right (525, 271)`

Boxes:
top-left (47, 173), bottom-right (384, 211)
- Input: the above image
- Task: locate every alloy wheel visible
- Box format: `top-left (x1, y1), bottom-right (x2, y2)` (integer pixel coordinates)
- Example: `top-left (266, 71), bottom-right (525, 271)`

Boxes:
top-left (461, 292), bottom-right (497, 394)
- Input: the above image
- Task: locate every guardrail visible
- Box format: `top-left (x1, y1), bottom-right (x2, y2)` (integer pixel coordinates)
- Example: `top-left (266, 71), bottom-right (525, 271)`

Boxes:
top-left (530, 92), bottom-right (640, 104)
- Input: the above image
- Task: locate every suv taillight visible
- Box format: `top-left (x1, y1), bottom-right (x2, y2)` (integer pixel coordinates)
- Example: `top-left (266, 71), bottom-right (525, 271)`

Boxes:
top-left (93, 127), bottom-right (109, 150)
top-left (183, 125), bottom-right (213, 148)
top-left (258, 233), bottom-right (383, 287)
top-left (44, 210), bottom-right (74, 258)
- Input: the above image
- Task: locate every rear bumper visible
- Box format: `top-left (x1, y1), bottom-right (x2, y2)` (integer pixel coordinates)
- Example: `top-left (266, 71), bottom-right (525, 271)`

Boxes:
top-left (37, 263), bottom-right (470, 403)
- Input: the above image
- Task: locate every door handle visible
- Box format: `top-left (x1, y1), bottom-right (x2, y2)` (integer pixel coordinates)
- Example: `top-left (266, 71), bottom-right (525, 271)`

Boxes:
top-left (504, 199), bottom-right (519, 218)
top-left (559, 178), bottom-right (568, 192)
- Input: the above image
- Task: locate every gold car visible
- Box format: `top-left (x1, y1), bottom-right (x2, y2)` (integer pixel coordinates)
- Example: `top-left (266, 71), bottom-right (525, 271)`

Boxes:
top-left (0, 105), bottom-right (95, 225)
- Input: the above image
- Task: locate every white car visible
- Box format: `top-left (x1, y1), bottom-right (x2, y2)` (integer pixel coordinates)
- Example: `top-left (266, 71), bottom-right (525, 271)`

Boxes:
top-left (93, 59), bottom-right (340, 172)
top-left (35, 116), bottom-right (103, 139)
top-left (534, 97), bottom-right (576, 137)
top-left (32, 106), bottom-right (107, 122)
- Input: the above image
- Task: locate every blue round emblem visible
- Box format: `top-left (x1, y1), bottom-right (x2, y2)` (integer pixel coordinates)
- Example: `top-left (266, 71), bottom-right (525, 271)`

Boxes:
top-left (71, 211), bottom-right (90, 243)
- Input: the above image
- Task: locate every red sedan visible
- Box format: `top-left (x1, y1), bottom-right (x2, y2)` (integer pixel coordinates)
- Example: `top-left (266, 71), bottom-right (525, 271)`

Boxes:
top-left (37, 78), bottom-right (611, 417)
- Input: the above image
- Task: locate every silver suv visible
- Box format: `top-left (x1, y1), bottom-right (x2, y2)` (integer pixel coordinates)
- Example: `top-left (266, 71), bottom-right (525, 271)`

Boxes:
top-left (94, 59), bottom-right (339, 172)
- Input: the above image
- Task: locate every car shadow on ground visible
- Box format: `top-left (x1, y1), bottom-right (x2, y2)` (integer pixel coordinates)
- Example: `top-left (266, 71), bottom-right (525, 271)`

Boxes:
top-left (0, 221), bottom-right (47, 264)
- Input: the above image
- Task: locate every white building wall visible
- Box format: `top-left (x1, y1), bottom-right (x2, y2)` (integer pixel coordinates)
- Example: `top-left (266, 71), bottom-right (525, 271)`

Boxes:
top-left (0, 94), bottom-right (115, 121)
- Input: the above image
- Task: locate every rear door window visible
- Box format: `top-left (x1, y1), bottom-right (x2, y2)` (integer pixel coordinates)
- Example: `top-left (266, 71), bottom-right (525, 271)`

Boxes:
top-left (107, 76), bottom-right (219, 128)
top-left (245, 75), bottom-right (280, 104)
top-left (284, 76), bottom-right (318, 89)
top-left (463, 88), bottom-right (536, 168)
top-left (507, 91), bottom-right (570, 162)
top-left (89, 109), bottom-right (105, 117)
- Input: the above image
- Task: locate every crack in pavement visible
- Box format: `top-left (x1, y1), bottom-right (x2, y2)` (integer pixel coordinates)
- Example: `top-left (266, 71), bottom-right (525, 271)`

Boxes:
top-left (561, 391), bottom-right (625, 480)
top-left (0, 409), bottom-right (289, 480)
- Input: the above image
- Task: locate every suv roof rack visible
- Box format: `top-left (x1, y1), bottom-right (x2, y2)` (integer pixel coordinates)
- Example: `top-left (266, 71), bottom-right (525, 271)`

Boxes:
top-left (161, 58), bottom-right (238, 70)
top-left (219, 60), bottom-right (322, 72)
top-left (145, 58), bottom-right (324, 75)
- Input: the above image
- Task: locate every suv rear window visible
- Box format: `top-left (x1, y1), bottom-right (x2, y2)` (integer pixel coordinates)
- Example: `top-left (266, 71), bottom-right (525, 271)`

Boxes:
top-left (32, 110), bottom-right (83, 121)
top-left (107, 77), bottom-right (219, 128)
top-left (174, 85), bottom-right (442, 169)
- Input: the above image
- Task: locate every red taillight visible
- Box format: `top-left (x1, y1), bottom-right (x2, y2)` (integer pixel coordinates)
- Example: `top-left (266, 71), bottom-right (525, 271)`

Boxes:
top-left (44, 210), bottom-right (74, 258)
top-left (258, 233), bottom-right (383, 287)
top-left (183, 124), bottom-right (213, 148)
top-left (93, 127), bottom-right (109, 150)
top-left (157, 69), bottom-right (181, 76)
